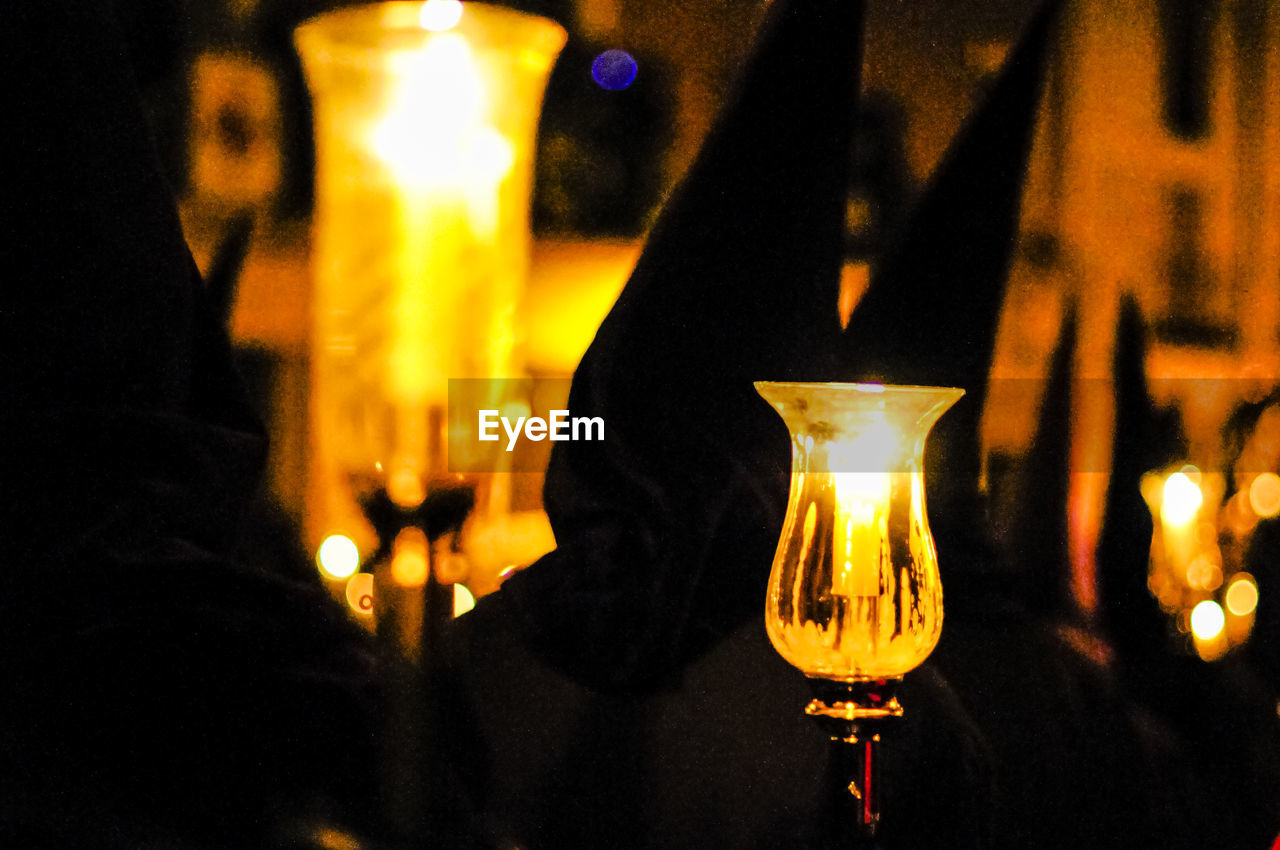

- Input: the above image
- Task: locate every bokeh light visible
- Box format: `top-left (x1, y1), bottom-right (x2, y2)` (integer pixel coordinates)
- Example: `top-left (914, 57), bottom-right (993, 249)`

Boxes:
top-left (1186, 557), bottom-right (1222, 592)
top-left (391, 528), bottom-right (429, 587)
top-left (1190, 599), bottom-right (1225, 641)
top-left (591, 49), bottom-right (638, 90)
top-left (345, 573), bottom-right (375, 616)
top-left (1225, 574), bottom-right (1259, 617)
top-left (317, 534), bottom-right (360, 579)
top-left (454, 583), bottom-right (476, 617)
top-left (420, 0), bottom-right (463, 32)
top-left (1249, 472), bottom-right (1280, 518)
top-left (1162, 471), bottom-right (1203, 526)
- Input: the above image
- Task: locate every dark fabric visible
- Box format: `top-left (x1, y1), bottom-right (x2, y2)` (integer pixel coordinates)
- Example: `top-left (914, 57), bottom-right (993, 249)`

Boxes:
top-left (0, 0), bottom-right (380, 842)
top-left (840, 0), bottom-right (1064, 580)
top-left (442, 2), bottom-right (1219, 847)
top-left (1094, 299), bottom-right (1280, 846)
top-left (1005, 311), bottom-right (1078, 618)
top-left (1095, 296), bottom-right (1182, 657)
top-left (501, 0), bottom-right (865, 692)
top-left (451, 580), bottom-right (1216, 849)
top-left (449, 600), bottom-right (995, 850)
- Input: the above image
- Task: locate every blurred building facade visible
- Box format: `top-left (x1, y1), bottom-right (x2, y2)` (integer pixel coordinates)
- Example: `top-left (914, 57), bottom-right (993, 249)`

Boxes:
top-left (1017, 0), bottom-right (1280, 461)
top-left (156, 0), bottom-right (1280, 586)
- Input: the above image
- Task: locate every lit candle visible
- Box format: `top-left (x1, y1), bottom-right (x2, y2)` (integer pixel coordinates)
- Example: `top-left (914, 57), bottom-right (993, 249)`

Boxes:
top-left (296, 3), bottom-right (565, 525)
top-left (832, 471), bottom-right (889, 597)
top-left (1159, 469), bottom-right (1202, 579)
top-left (757, 383), bottom-right (958, 683)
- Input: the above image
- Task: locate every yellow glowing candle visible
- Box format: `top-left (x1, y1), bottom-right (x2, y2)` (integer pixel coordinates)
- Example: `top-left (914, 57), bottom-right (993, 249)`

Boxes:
top-left (757, 382), bottom-right (962, 684)
top-left (758, 382), bottom-right (960, 845)
top-left (296, 3), bottom-right (565, 525)
top-left (832, 472), bottom-right (889, 597)
top-left (1160, 470), bottom-right (1203, 572)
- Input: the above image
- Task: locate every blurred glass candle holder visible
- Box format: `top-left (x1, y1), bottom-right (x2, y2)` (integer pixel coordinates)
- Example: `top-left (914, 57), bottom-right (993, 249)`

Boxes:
top-left (296, 6), bottom-right (563, 840)
top-left (756, 381), bottom-right (963, 839)
top-left (296, 2), bottom-right (565, 526)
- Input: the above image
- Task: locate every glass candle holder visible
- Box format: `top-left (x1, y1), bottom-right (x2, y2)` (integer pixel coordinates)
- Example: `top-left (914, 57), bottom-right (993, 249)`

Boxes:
top-left (296, 9), bottom-right (563, 839)
top-left (756, 380), bottom-right (963, 837)
top-left (296, 2), bottom-right (565, 523)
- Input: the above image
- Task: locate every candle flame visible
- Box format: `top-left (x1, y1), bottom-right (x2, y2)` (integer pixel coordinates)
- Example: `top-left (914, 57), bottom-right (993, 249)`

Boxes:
top-left (420, 0), bottom-right (464, 32)
top-left (1161, 471), bottom-right (1203, 528)
top-left (369, 34), bottom-right (515, 222)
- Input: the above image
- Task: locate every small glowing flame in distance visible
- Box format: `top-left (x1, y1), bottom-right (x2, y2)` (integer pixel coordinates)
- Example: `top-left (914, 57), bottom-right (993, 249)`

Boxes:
top-left (1162, 472), bottom-right (1203, 527)
top-left (1190, 599), bottom-right (1225, 641)
top-left (420, 0), bottom-right (463, 32)
top-left (317, 534), bottom-right (360, 579)
top-left (392, 527), bottom-right (430, 587)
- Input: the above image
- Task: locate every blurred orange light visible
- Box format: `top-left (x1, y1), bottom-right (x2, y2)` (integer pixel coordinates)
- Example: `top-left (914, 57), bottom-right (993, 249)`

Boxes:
top-left (1162, 472), bottom-right (1203, 527)
top-left (1186, 558), bottom-right (1222, 592)
top-left (420, 0), bottom-right (463, 32)
top-left (454, 583), bottom-right (476, 617)
top-left (317, 534), bottom-right (360, 579)
top-left (1225, 574), bottom-right (1259, 617)
top-left (345, 573), bottom-right (375, 616)
top-left (1250, 472), bottom-right (1280, 518)
top-left (392, 527), bottom-right (430, 587)
top-left (1190, 600), bottom-right (1225, 641)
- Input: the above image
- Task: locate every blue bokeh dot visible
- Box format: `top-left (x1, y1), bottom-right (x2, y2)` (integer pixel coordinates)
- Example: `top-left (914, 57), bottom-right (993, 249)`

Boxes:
top-left (591, 49), bottom-right (638, 91)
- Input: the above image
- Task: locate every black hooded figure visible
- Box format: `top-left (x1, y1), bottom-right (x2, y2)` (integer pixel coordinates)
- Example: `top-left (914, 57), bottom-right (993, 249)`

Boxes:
top-left (490, 0), bottom-right (864, 694)
top-left (445, 0), bottom-right (1004, 844)
top-left (447, 0), bottom-right (1261, 845)
top-left (829, 4), bottom-right (1203, 846)
top-left (0, 1), bottom-right (381, 844)
top-left (1094, 298), bottom-right (1280, 848)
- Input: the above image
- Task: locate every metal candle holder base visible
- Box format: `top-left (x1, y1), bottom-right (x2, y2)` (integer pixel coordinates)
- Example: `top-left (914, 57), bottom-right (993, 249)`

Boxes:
top-left (360, 483), bottom-right (475, 846)
top-left (806, 678), bottom-right (901, 844)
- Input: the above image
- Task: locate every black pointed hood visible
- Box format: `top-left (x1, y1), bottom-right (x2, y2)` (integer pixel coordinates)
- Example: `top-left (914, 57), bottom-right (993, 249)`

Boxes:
top-left (499, 0), bottom-right (866, 691)
top-left (0, 1), bottom-right (265, 562)
top-left (1004, 309), bottom-right (1078, 616)
top-left (839, 0), bottom-right (1064, 572)
top-left (1096, 296), bottom-right (1183, 659)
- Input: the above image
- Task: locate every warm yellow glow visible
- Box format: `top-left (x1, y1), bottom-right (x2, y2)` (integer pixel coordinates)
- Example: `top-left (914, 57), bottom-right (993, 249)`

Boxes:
top-left (317, 534), bottom-right (360, 579)
top-left (307, 824), bottom-right (365, 850)
top-left (1185, 558), bottom-right (1223, 592)
top-left (369, 34), bottom-right (514, 229)
top-left (1225, 574), bottom-right (1259, 617)
top-left (526, 240), bottom-right (639, 374)
top-left (827, 415), bottom-right (895, 597)
top-left (391, 527), bottom-right (430, 587)
top-left (462, 510), bottom-right (555, 596)
top-left (345, 572), bottom-right (375, 616)
top-left (832, 472), bottom-right (890, 596)
top-left (1190, 599), bottom-right (1226, 641)
top-left (1249, 472), bottom-right (1280, 518)
top-left (757, 382), bottom-right (962, 682)
top-left (387, 461), bottom-right (426, 508)
top-left (454, 583), bottom-right (476, 617)
top-left (297, 4), bottom-right (565, 540)
top-left (419, 0), bottom-right (463, 31)
top-left (827, 418), bottom-right (898, 471)
top-left (1162, 472), bottom-right (1203, 527)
